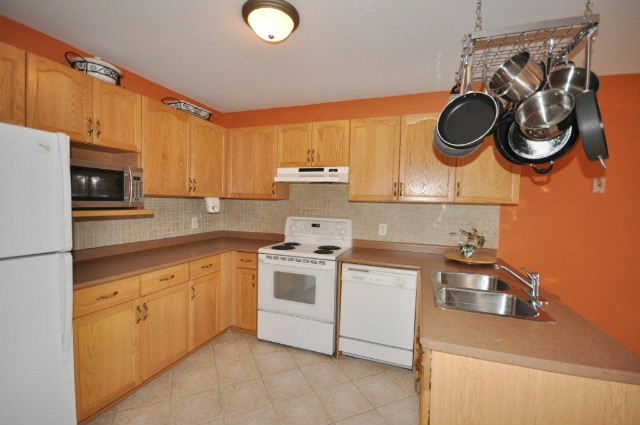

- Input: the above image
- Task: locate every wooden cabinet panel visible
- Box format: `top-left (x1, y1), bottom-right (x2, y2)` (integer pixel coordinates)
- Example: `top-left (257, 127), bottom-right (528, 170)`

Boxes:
top-left (26, 53), bottom-right (93, 142)
top-left (277, 123), bottom-right (312, 166)
top-left (92, 80), bottom-right (141, 152)
top-left (228, 126), bottom-right (287, 199)
top-left (218, 252), bottom-right (235, 332)
top-left (0, 41), bottom-right (25, 125)
top-left (74, 300), bottom-right (140, 420)
top-left (312, 120), bottom-right (350, 166)
top-left (454, 143), bottom-right (520, 204)
top-left (235, 252), bottom-right (257, 269)
top-left (235, 268), bottom-right (257, 331)
top-left (140, 263), bottom-right (189, 296)
top-left (74, 276), bottom-right (140, 318)
top-left (139, 283), bottom-right (190, 380)
top-left (190, 117), bottom-right (226, 197)
top-left (349, 116), bottom-right (401, 202)
top-left (141, 97), bottom-right (190, 196)
top-left (399, 114), bottom-right (456, 202)
top-left (189, 271), bottom-right (220, 349)
top-left (190, 255), bottom-right (222, 279)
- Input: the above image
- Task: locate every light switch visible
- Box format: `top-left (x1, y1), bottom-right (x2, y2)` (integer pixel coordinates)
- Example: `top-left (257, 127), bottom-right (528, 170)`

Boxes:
top-left (593, 177), bottom-right (606, 194)
top-left (379, 223), bottom-right (387, 236)
top-left (191, 216), bottom-right (199, 229)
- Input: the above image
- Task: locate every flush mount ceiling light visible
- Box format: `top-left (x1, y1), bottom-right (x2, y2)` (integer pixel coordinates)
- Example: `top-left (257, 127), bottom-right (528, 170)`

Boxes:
top-left (242, 0), bottom-right (300, 43)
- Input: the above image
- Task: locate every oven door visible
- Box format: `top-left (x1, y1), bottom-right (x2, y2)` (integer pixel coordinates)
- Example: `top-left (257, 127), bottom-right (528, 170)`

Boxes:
top-left (258, 255), bottom-right (337, 323)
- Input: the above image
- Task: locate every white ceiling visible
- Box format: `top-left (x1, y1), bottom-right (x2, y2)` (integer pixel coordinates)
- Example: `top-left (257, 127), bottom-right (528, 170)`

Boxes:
top-left (1, 0), bottom-right (639, 112)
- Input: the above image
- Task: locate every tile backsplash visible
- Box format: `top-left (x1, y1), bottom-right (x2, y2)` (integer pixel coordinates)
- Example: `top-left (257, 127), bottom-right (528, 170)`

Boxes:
top-left (73, 184), bottom-right (500, 250)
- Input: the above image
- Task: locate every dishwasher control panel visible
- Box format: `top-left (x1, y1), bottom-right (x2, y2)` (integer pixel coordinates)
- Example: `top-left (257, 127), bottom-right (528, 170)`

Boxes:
top-left (342, 264), bottom-right (418, 289)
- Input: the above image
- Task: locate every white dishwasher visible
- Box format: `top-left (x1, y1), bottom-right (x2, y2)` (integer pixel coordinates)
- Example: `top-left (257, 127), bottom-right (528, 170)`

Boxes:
top-left (339, 263), bottom-right (418, 368)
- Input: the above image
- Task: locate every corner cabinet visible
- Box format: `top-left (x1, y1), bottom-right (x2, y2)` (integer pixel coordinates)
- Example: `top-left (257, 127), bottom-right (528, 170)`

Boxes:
top-left (141, 97), bottom-right (190, 196)
top-left (0, 41), bottom-right (26, 125)
top-left (277, 120), bottom-right (350, 167)
top-left (227, 126), bottom-right (289, 199)
top-left (348, 113), bottom-right (520, 204)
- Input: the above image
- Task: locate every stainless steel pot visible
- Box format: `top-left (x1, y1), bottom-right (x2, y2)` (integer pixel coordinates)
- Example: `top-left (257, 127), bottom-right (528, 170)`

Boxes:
top-left (515, 89), bottom-right (575, 140)
top-left (548, 65), bottom-right (600, 97)
top-left (489, 52), bottom-right (544, 102)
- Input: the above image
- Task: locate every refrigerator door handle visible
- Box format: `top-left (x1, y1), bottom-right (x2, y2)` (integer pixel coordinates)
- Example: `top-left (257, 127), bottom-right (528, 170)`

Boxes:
top-left (60, 253), bottom-right (73, 362)
top-left (57, 133), bottom-right (73, 252)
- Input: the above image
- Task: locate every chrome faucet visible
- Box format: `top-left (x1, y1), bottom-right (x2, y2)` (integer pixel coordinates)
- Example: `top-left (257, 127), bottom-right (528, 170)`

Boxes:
top-left (494, 264), bottom-right (548, 309)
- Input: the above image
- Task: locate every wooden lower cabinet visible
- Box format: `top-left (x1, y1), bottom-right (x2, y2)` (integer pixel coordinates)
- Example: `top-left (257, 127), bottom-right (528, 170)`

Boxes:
top-left (235, 267), bottom-right (257, 331)
top-left (139, 283), bottom-right (190, 380)
top-left (74, 300), bottom-right (140, 420)
top-left (421, 351), bottom-right (640, 425)
top-left (189, 271), bottom-right (220, 349)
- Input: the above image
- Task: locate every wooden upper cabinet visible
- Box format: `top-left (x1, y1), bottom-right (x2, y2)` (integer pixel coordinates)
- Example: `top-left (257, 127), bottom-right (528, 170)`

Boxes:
top-left (92, 80), bottom-right (141, 152)
top-left (139, 283), bottom-right (190, 381)
top-left (228, 126), bottom-right (288, 199)
top-left (277, 123), bottom-right (312, 167)
top-left (26, 53), bottom-right (93, 142)
top-left (454, 143), bottom-right (520, 204)
top-left (312, 120), bottom-right (349, 166)
top-left (399, 114), bottom-right (456, 202)
top-left (190, 117), bottom-right (226, 197)
top-left (74, 300), bottom-right (140, 420)
top-left (0, 41), bottom-right (26, 125)
top-left (142, 97), bottom-right (190, 196)
top-left (349, 116), bottom-right (401, 202)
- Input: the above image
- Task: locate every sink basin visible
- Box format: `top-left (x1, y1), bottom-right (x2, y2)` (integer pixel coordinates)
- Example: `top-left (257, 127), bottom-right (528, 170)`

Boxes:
top-left (433, 271), bottom-right (511, 291)
top-left (435, 287), bottom-right (539, 318)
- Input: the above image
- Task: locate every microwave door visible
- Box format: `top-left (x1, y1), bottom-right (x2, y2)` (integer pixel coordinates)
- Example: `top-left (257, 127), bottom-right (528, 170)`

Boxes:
top-left (70, 165), bottom-right (125, 207)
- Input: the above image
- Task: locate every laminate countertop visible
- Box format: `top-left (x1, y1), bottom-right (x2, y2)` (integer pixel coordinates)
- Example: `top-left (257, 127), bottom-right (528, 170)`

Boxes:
top-left (338, 247), bottom-right (640, 386)
top-left (73, 235), bottom-right (640, 385)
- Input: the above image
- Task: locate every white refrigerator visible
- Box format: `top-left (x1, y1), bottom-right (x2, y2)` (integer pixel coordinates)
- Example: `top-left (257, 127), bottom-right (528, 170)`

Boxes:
top-left (0, 123), bottom-right (76, 425)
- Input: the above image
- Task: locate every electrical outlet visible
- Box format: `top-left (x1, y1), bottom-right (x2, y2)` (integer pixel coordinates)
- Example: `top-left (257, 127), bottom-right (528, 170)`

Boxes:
top-left (378, 223), bottom-right (387, 236)
top-left (191, 216), bottom-right (199, 229)
top-left (593, 177), bottom-right (606, 194)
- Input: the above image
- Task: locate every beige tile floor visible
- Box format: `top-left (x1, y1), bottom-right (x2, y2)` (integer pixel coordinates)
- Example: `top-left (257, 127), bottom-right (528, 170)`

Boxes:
top-left (87, 330), bottom-right (419, 425)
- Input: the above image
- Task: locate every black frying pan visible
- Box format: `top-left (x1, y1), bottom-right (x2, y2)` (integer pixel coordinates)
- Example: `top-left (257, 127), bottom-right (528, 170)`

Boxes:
top-left (575, 90), bottom-right (609, 163)
top-left (437, 92), bottom-right (500, 148)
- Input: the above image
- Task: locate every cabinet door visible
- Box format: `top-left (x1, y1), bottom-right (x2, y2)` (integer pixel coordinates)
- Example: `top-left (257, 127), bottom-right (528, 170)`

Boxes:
top-left (312, 120), bottom-right (349, 166)
top-left (398, 114), bottom-right (456, 202)
top-left (74, 300), bottom-right (140, 420)
top-left (0, 41), bottom-right (25, 125)
top-left (26, 53), bottom-right (93, 142)
top-left (92, 79), bottom-right (141, 152)
top-left (141, 97), bottom-right (190, 196)
top-left (277, 123), bottom-right (312, 166)
top-left (349, 116), bottom-right (401, 202)
top-left (235, 268), bottom-right (257, 331)
top-left (454, 143), bottom-right (520, 204)
top-left (227, 126), bottom-right (281, 199)
top-left (189, 271), bottom-right (220, 349)
top-left (139, 283), bottom-right (189, 380)
top-left (190, 117), bottom-right (226, 197)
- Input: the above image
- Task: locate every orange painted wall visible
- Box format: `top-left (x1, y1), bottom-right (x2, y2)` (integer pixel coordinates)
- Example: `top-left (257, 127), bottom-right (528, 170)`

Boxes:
top-left (0, 15), bottom-right (225, 126)
top-left (3, 15), bottom-right (638, 353)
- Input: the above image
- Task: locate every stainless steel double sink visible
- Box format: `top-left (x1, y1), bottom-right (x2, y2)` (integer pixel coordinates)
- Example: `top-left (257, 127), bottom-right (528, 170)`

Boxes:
top-left (431, 271), bottom-right (554, 322)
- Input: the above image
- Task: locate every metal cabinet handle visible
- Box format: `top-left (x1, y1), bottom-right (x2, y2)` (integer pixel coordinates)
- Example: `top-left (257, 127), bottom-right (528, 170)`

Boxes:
top-left (87, 117), bottom-right (93, 136)
top-left (456, 182), bottom-right (461, 197)
top-left (399, 182), bottom-right (404, 197)
top-left (306, 149), bottom-right (311, 163)
top-left (240, 259), bottom-right (251, 263)
top-left (136, 305), bottom-right (143, 323)
top-left (142, 303), bottom-right (148, 320)
top-left (96, 291), bottom-right (119, 300)
top-left (271, 182), bottom-right (276, 196)
top-left (201, 264), bottom-right (212, 269)
top-left (311, 149), bottom-right (315, 163)
top-left (393, 182), bottom-right (398, 197)
top-left (95, 119), bottom-right (101, 138)
top-left (191, 285), bottom-right (196, 300)
top-left (159, 274), bottom-right (175, 282)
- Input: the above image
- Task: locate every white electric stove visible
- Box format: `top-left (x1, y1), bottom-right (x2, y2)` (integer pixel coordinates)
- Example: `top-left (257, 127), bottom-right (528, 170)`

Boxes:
top-left (257, 217), bottom-right (352, 355)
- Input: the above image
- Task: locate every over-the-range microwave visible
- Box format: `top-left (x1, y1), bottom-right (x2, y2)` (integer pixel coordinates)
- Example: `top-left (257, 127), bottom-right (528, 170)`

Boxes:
top-left (70, 159), bottom-right (144, 208)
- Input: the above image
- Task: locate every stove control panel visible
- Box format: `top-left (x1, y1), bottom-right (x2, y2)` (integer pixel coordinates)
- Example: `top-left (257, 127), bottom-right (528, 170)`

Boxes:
top-left (260, 254), bottom-right (337, 270)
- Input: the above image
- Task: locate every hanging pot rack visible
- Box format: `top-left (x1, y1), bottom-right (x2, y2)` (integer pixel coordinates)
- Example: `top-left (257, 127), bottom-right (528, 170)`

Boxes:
top-left (456, 8), bottom-right (599, 89)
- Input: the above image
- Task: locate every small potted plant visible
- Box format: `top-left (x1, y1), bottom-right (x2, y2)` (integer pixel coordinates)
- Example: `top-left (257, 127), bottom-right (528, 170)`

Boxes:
top-left (451, 228), bottom-right (486, 258)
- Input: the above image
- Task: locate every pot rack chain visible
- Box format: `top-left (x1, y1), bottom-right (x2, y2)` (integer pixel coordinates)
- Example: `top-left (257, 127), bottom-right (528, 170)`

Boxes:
top-left (456, 1), bottom-right (599, 84)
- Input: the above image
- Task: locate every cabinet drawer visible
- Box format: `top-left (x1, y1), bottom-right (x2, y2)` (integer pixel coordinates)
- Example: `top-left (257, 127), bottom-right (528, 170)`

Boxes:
top-left (189, 255), bottom-right (221, 278)
top-left (140, 263), bottom-right (189, 295)
top-left (74, 276), bottom-right (140, 318)
top-left (235, 252), bottom-right (257, 269)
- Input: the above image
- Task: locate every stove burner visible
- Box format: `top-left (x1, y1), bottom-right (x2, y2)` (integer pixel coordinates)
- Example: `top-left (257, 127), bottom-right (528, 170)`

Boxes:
top-left (283, 242), bottom-right (300, 246)
top-left (271, 244), bottom-right (295, 250)
top-left (314, 249), bottom-right (334, 254)
top-left (318, 245), bottom-right (341, 251)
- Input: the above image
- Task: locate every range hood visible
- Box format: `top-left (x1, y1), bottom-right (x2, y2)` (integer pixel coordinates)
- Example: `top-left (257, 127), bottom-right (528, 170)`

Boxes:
top-left (274, 166), bottom-right (349, 183)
